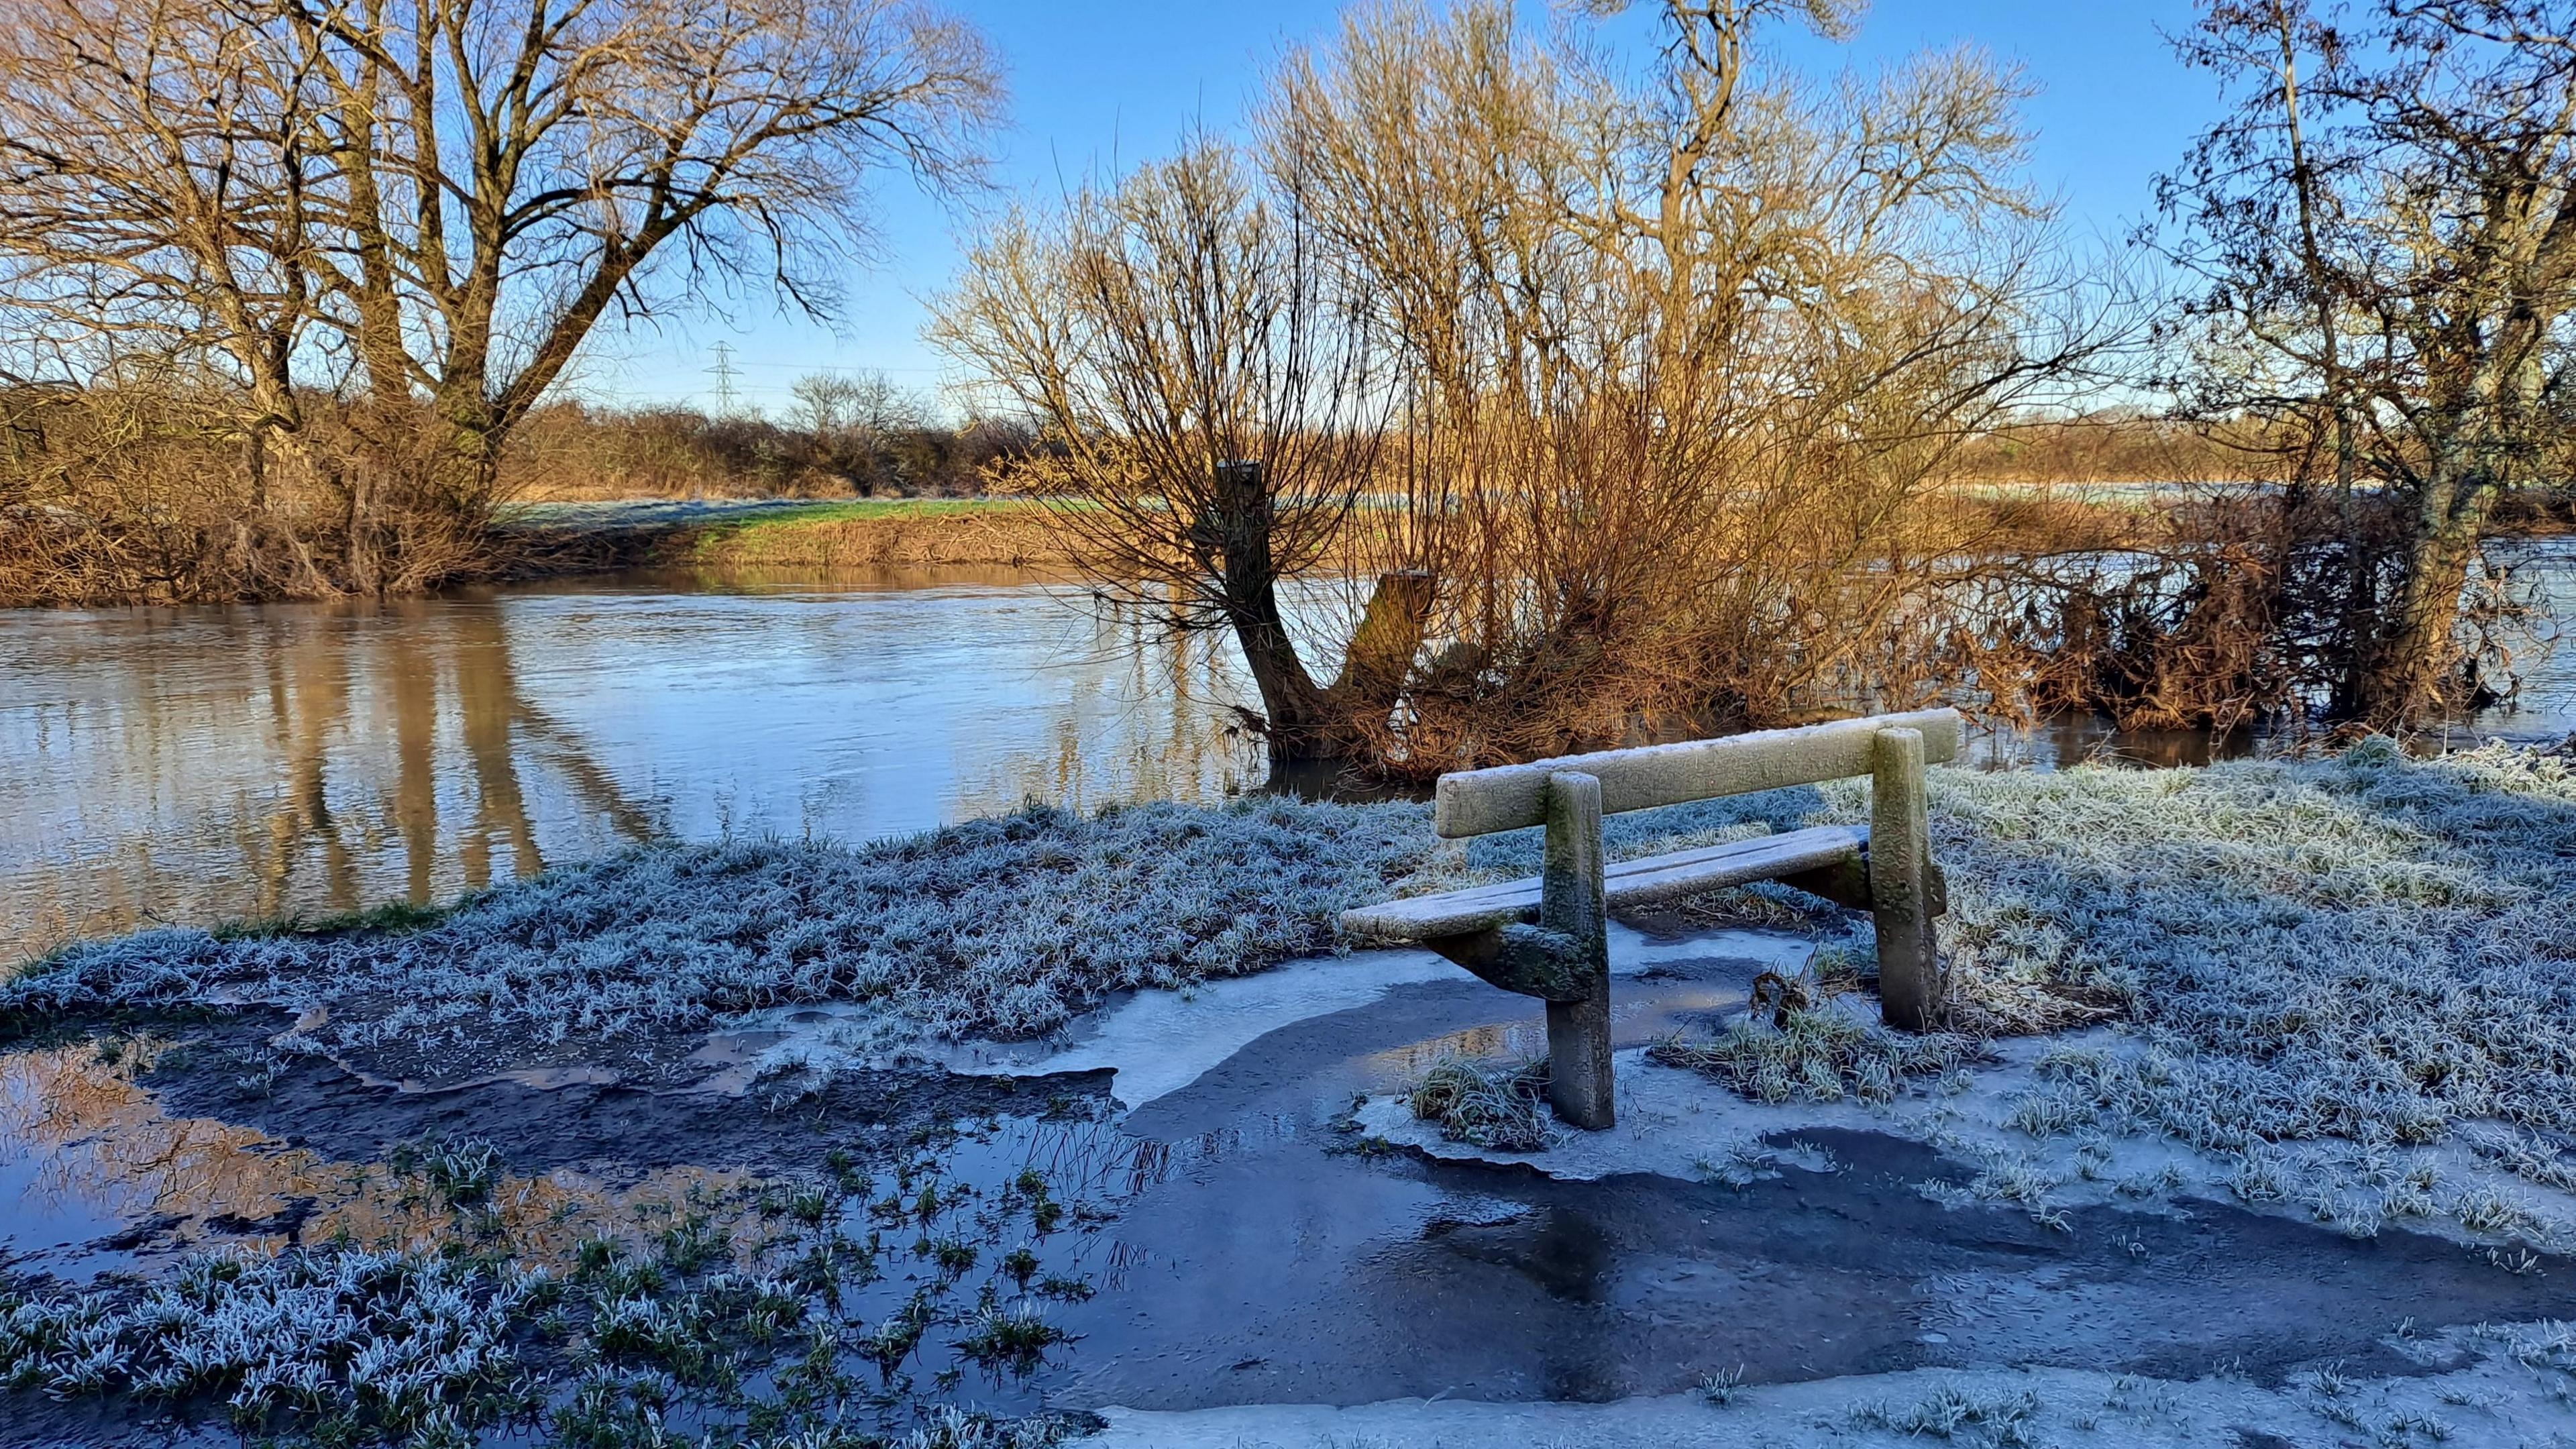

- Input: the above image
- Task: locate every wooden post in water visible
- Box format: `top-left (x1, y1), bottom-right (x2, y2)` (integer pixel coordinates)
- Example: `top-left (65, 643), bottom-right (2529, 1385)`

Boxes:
top-left (1540, 770), bottom-right (1614, 1128)
top-left (1870, 726), bottom-right (1942, 1030)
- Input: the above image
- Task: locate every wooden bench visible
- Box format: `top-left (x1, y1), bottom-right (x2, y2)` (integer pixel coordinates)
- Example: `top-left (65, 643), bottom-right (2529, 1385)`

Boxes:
top-left (1339, 708), bottom-right (1960, 1130)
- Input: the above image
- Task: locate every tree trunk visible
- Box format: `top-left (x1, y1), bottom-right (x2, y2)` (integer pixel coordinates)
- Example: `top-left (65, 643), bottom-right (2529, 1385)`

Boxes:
top-left (343, 458), bottom-right (380, 597)
top-left (1332, 568), bottom-right (1437, 713)
top-left (1210, 461), bottom-right (1334, 757)
top-left (1208, 462), bottom-right (1435, 763)
top-left (2353, 460), bottom-right (2496, 727)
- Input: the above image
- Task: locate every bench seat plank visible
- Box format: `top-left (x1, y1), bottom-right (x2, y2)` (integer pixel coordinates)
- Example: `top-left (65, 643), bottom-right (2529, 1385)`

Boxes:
top-left (1340, 824), bottom-right (1870, 942)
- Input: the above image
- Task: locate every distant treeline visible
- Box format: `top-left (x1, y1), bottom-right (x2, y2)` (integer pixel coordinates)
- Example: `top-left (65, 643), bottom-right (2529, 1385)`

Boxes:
top-left (548, 407), bottom-right (2282, 496)
top-left (508, 394), bottom-right (1038, 502)
top-left (4, 380), bottom-right (2565, 610)
top-left (0, 379), bottom-right (1042, 604)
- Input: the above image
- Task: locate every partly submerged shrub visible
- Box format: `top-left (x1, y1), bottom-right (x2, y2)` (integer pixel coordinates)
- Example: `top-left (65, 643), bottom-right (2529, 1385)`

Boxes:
top-left (1408, 1053), bottom-right (1554, 1152)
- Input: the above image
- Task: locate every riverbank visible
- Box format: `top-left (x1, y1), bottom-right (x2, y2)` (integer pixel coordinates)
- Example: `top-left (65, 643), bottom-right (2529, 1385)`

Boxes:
top-left (503, 496), bottom-right (1070, 570)
top-left (7, 741), bottom-right (2576, 1445)
top-left (493, 497), bottom-right (1073, 578)
top-left (495, 483), bottom-right (2576, 596)
top-left (11, 551), bottom-right (2573, 964)
top-left (682, 499), bottom-right (1069, 569)
top-left (15, 481), bottom-right (2568, 608)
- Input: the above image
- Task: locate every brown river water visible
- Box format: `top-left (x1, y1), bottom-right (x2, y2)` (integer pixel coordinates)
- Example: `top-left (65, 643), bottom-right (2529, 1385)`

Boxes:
top-left (5, 549), bottom-right (2571, 963)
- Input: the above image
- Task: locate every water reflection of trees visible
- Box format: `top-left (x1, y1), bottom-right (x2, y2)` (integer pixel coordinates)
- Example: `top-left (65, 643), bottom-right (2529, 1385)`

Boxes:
top-left (236, 602), bottom-right (666, 914)
top-left (11, 582), bottom-right (1285, 957)
top-left (7, 602), bottom-right (663, 955)
top-left (950, 596), bottom-right (1267, 821)
top-left (0, 1039), bottom-right (747, 1273)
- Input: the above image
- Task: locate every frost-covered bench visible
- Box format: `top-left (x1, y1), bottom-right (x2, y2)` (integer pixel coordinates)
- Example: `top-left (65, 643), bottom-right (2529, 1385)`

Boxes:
top-left (1340, 708), bottom-right (1960, 1130)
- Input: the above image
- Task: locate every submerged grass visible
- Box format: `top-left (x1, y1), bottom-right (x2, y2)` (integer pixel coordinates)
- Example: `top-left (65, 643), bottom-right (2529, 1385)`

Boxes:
top-left (210, 898), bottom-right (460, 943)
top-left (1, 1117), bottom-right (1121, 1447)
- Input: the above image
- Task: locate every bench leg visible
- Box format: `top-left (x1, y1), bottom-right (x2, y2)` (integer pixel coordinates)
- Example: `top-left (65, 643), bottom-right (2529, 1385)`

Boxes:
top-left (1870, 726), bottom-right (1943, 1032)
top-left (1541, 771), bottom-right (1614, 1129)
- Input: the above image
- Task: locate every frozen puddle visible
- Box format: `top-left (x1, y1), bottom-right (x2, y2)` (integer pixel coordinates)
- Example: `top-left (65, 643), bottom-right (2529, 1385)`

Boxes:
top-left (706, 922), bottom-right (1819, 1110)
top-left (954, 947), bottom-right (1461, 1108)
top-left (964, 923), bottom-right (1815, 1109)
top-left (1357, 1028), bottom-right (2576, 1258)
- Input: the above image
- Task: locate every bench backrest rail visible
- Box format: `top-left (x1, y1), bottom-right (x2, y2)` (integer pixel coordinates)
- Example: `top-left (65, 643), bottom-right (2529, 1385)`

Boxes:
top-left (1433, 706), bottom-right (1962, 839)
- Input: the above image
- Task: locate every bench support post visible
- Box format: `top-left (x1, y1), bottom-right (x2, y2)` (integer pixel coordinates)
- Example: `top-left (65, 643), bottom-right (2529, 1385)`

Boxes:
top-left (1540, 770), bottom-right (1614, 1129)
top-left (1870, 727), bottom-right (1943, 1031)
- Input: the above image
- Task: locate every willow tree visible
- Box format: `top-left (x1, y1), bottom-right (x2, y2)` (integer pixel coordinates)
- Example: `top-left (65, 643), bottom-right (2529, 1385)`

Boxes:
top-left (0, 0), bottom-right (999, 592)
top-left (938, 0), bottom-right (2103, 771)
top-left (930, 142), bottom-right (1434, 760)
top-left (2161, 0), bottom-right (2576, 724)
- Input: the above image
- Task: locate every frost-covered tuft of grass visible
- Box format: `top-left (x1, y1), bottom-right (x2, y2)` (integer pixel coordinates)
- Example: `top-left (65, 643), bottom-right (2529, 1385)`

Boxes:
top-left (1649, 1008), bottom-right (1981, 1106)
top-left (1848, 1381), bottom-right (2043, 1443)
top-left (1407, 1053), bottom-right (1555, 1152)
top-left (1, 797), bottom-right (1438, 1069)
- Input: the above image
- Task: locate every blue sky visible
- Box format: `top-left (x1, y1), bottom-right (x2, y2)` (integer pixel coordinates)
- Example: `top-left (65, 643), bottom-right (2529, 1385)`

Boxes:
top-left (572, 0), bottom-right (2210, 415)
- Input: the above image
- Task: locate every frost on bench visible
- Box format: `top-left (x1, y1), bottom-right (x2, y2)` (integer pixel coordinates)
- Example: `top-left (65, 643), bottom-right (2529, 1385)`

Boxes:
top-left (1340, 708), bottom-right (1960, 1130)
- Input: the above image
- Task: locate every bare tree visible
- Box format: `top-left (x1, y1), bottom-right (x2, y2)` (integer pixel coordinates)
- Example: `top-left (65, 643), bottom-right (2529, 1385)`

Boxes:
top-left (2161, 0), bottom-right (2576, 724)
top-left (932, 141), bottom-right (1431, 759)
top-left (1262, 0), bottom-right (2108, 765)
top-left (790, 370), bottom-right (920, 494)
top-left (0, 0), bottom-right (1000, 591)
top-left (940, 0), bottom-right (2112, 772)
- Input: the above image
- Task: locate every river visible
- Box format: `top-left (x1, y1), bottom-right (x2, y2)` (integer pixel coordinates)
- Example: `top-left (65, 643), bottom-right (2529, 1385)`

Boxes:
top-left (5, 546), bottom-right (2571, 962)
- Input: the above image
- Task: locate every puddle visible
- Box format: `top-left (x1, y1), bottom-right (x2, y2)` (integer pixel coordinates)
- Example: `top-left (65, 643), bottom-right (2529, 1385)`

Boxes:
top-left (1036, 966), bottom-right (2576, 1415)
top-left (0, 1029), bottom-right (1160, 1444)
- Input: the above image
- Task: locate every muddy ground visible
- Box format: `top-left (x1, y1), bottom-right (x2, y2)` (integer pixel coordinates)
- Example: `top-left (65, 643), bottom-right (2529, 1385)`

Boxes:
top-left (7, 917), bottom-right (2576, 1447)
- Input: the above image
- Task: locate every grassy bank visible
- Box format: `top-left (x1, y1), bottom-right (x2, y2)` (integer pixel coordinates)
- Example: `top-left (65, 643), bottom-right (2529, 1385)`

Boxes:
top-left (2, 798), bottom-right (1440, 1081)
top-left (680, 499), bottom-right (1067, 570)
top-left (516, 483), bottom-right (2576, 590)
